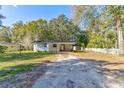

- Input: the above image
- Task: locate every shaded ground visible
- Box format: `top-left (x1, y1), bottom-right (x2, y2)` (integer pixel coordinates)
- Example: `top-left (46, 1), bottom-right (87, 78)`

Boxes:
top-left (0, 52), bottom-right (124, 88)
top-left (32, 53), bottom-right (124, 88)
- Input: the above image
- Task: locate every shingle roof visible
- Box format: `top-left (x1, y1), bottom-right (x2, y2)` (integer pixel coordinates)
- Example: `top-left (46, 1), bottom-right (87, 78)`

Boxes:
top-left (33, 41), bottom-right (76, 44)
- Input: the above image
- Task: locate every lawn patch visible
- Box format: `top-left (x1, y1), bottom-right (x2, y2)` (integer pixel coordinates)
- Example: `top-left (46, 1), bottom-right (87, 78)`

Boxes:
top-left (0, 51), bottom-right (56, 81)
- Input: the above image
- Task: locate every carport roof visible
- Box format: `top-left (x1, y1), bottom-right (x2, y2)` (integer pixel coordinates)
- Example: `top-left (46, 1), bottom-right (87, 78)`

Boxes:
top-left (33, 41), bottom-right (76, 44)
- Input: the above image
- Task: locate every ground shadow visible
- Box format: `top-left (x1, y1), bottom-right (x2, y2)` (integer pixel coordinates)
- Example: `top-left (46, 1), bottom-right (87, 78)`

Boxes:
top-left (0, 56), bottom-right (124, 88)
top-left (32, 58), bottom-right (124, 88)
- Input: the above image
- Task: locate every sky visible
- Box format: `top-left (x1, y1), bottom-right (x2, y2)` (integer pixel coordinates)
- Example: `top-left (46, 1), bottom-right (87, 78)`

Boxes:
top-left (0, 5), bottom-right (72, 26)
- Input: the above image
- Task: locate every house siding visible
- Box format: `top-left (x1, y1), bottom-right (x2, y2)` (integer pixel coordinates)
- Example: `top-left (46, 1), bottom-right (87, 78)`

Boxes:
top-left (48, 44), bottom-right (60, 53)
top-left (33, 42), bottom-right (76, 53)
top-left (33, 43), bottom-right (49, 52)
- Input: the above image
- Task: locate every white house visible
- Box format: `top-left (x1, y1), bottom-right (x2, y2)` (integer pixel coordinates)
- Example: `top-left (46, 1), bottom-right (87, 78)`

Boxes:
top-left (33, 41), bottom-right (77, 53)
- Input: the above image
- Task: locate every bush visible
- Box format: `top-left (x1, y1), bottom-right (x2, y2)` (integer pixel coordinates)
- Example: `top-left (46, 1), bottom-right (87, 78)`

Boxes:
top-left (0, 46), bottom-right (8, 53)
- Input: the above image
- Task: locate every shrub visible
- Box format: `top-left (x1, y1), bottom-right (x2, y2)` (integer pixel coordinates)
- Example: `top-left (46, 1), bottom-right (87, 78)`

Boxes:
top-left (0, 46), bottom-right (8, 53)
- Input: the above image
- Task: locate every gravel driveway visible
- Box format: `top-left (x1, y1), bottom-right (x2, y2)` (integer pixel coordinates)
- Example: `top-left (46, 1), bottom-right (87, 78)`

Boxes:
top-left (32, 53), bottom-right (124, 88)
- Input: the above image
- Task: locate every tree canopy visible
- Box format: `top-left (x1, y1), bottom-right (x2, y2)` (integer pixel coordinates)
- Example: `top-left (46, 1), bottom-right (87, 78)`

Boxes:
top-left (72, 5), bottom-right (124, 55)
top-left (1, 6), bottom-right (124, 55)
top-left (0, 14), bottom-right (80, 50)
top-left (48, 14), bottom-right (80, 42)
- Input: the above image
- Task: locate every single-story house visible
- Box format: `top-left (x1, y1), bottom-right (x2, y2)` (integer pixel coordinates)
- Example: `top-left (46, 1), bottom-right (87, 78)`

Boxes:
top-left (33, 41), bottom-right (80, 53)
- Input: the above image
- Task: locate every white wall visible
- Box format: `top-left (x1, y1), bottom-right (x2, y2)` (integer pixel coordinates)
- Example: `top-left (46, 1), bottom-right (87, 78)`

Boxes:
top-left (85, 48), bottom-right (119, 55)
top-left (48, 44), bottom-right (60, 53)
top-left (33, 43), bottom-right (49, 52)
top-left (34, 42), bottom-right (75, 53)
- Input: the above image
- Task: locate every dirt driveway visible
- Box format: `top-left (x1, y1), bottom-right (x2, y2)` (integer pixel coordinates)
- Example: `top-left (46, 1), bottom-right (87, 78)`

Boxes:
top-left (32, 53), bottom-right (124, 88)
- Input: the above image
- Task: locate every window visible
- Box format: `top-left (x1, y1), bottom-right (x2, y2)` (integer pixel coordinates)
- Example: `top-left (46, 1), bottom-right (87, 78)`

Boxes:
top-left (44, 43), bottom-right (47, 47)
top-left (53, 44), bottom-right (57, 47)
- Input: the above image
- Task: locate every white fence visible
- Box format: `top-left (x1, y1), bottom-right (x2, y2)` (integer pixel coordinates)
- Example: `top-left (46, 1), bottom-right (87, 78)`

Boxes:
top-left (85, 48), bottom-right (119, 55)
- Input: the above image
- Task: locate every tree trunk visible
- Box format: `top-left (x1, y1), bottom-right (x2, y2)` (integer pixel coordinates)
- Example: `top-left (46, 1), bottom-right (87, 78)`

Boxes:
top-left (116, 13), bottom-right (124, 55)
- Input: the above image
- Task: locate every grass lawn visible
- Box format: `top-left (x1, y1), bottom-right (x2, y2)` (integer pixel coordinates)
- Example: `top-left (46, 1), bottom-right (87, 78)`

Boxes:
top-left (0, 51), bottom-right (56, 81)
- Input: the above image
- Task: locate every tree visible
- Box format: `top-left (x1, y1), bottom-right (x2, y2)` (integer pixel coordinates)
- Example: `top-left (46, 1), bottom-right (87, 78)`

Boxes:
top-left (11, 19), bottom-right (48, 50)
top-left (76, 31), bottom-right (89, 49)
top-left (12, 21), bottom-right (24, 43)
top-left (0, 27), bottom-right (12, 42)
top-left (48, 14), bottom-right (80, 42)
top-left (72, 5), bottom-right (124, 55)
top-left (72, 6), bottom-right (104, 48)
top-left (105, 6), bottom-right (124, 55)
top-left (72, 5), bottom-right (103, 31)
top-left (26, 19), bottom-right (48, 41)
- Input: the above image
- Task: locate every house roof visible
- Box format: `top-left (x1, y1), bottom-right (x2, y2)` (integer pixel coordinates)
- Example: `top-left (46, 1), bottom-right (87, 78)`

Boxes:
top-left (33, 41), bottom-right (76, 44)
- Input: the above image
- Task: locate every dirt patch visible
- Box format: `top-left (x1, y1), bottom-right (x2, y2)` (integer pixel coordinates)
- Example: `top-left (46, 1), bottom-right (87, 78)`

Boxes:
top-left (1, 52), bottom-right (124, 88)
top-left (73, 52), bottom-right (124, 63)
top-left (73, 52), bottom-right (124, 70)
top-left (32, 54), bottom-right (124, 88)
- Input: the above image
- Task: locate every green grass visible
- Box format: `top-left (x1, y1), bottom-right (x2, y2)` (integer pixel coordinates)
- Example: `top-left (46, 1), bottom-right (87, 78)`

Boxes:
top-left (0, 51), bottom-right (50, 62)
top-left (0, 51), bottom-right (56, 81)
